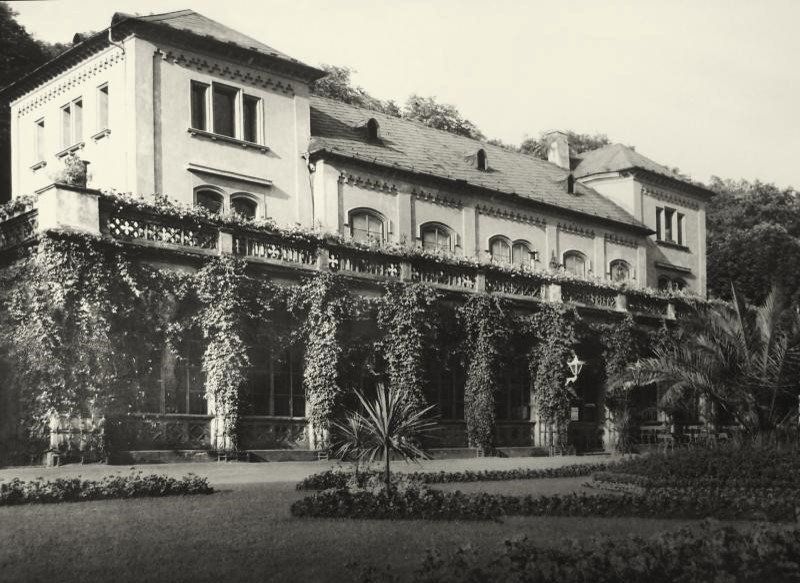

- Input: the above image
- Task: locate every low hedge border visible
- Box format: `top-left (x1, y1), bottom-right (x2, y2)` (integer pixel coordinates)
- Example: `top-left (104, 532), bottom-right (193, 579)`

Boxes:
top-left (291, 485), bottom-right (800, 522)
top-left (349, 522), bottom-right (800, 583)
top-left (296, 463), bottom-right (608, 490)
top-left (593, 470), bottom-right (800, 491)
top-left (0, 472), bottom-right (213, 505)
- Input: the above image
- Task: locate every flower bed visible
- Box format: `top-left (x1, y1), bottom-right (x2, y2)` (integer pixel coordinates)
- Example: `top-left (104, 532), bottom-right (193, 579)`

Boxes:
top-left (291, 481), bottom-right (800, 522)
top-left (0, 472), bottom-right (213, 505)
top-left (350, 522), bottom-right (800, 582)
top-left (606, 445), bottom-right (800, 483)
top-left (296, 463), bottom-right (608, 491)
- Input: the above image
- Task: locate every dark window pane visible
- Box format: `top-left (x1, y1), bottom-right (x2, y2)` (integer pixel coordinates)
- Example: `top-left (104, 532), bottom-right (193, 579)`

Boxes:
top-left (191, 83), bottom-right (207, 131)
top-left (665, 208), bottom-right (675, 242)
top-left (491, 239), bottom-right (511, 263)
top-left (196, 190), bottom-right (223, 214)
top-left (243, 95), bottom-right (259, 143)
top-left (232, 197), bottom-right (256, 219)
top-left (656, 207), bottom-right (663, 240)
top-left (213, 85), bottom-right (237, 138)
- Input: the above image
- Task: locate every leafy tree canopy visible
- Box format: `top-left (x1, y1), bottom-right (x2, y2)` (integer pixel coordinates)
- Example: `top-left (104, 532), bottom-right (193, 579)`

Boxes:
top-left (310, 64), bottom-right (400, 117)
top-left (519, 131), bottom-right (611, 160)
top-left (401, 94), bottom-right (484, 140)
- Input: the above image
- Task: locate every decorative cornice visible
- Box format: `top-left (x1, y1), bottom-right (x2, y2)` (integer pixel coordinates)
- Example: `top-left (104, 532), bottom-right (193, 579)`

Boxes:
top-left (187, 163), bottom-right (273, 187)
top-left (642, 185), bottom-right (699, 210)
top-left (163, 51), bottom-right (295, 94)
top-left (558, 222), bottom-right (595, 238)
top-left (604, 233), bottom-right (638, 248)
top-left (16, 50), bottom-right (125, 117)
top-left (476, 204), bottom-right (546, 227)
top-left (412, 188), bottom-right (463, 209)
top-left (338, 172), bottom-right (398, 194)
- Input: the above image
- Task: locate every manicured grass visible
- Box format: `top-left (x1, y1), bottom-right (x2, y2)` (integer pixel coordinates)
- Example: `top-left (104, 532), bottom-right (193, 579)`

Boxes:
top-left (1, 479), bottom-right (705, 582)
top-left (434, 476), bottom-right (601, 496)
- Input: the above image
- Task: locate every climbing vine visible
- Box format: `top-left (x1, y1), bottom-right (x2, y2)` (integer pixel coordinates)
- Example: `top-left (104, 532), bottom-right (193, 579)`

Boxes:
top-left (529, 304), bottom-right (579, 443)
top-left (3, 232), bottom-right (164, 434)
top-left (291, 273), bottom-right (353, 447)
top-left (377, 282), bottom-right (440, 409)
top-left (459, 294), bottom-right (512, 450)
top-left (193, 256), bottom-right (263, 451)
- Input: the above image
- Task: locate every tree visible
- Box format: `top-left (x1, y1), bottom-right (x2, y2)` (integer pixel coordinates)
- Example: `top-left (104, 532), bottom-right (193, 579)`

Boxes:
top-left (615, 286), bottom-right (800, 439)
top-left (706, 177), bottom-right (800, 303)
top-left (519, 130), bottom-right (611, 160)
top-left (337, 384), bottom-right (436, 490)
top-left (402, 94), bottom-right (484, 140)
top-left (310, 64), bottom-right (400, 116)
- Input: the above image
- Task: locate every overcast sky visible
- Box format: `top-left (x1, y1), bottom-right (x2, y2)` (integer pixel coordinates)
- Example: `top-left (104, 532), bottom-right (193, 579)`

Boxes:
top-left (11, 0), bottom-right (800, 189)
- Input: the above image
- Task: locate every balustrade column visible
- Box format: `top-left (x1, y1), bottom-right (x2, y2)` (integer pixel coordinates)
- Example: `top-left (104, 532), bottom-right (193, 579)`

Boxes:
top-left (35, 183), bottom-right (101, 236)
top-left (218, 228), bottom-right (234, 255)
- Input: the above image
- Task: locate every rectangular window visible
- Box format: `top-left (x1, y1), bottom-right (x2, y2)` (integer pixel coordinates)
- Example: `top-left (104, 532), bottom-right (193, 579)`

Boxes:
top-left (34, 118), bottom-right (45, 161)
top-left (61, 105), bottom-right (72, 149)
top-left (190, 82), bottom-right (208, 131)
top-left (97, 84), bottom-right (109, 130)
top-left (677, 213), bottom-right (685, 245)
top-left (655, 207), bottom-right (663, 241)
top-left (60, 98), bottom-right (83, 148)
top-left (243, 94), bottom-right (260, 143)
top-left (664, 207), bottom-right (675, 242)
top-left (212, 84), bottom-right (237, 138)
top-left (73, 99), bottom-right (83, 142)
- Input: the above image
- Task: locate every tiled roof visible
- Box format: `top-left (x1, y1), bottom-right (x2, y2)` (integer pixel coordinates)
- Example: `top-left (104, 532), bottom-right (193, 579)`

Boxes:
top-left (574, 143), bottom-right (714, 197)
top-left (309, 97), bottom-right (650, 232)
top-left (113, 10), bottom-right (306, 66)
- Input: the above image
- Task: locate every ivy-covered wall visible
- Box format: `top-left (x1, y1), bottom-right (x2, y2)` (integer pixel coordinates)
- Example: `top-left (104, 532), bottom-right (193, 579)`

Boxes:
top-left (0, 230), bottom-right (675, 462)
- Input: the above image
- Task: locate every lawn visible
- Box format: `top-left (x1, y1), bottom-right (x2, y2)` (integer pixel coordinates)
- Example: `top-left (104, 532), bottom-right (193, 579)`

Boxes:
top-left (1, 471), bottom-right (696, 582)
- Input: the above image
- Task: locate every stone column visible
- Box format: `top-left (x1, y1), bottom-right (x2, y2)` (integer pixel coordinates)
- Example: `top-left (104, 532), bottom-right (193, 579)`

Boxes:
top-left (35, 183), bottom-right (100, 235)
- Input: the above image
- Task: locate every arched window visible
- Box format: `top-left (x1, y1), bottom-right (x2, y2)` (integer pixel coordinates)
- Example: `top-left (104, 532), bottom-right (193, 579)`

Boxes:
top-left (366, 118), bottom-right (380, 140)
top-left (477, 149), bottom-right (488, 171)
top-left (673, 278), bottom-right (687, 291)
top-left (350, 209), bottom-right (384, 242)
top-left (231, 194), bottom-right (257, 220)
top-left (609, 259), bottom-right (631, 282)
top-left (195, 188), bottom-right (224, 214)
top-left (420, 223), bottom-right (453, 252)
top-left (512, 241), bottom-right (533, 267)
top-left (489, 236), bottom-right (511, 264)
top-left (563, 250), bottom-right (587, 277)
top-left (658, 276), bottom-right (671, 291)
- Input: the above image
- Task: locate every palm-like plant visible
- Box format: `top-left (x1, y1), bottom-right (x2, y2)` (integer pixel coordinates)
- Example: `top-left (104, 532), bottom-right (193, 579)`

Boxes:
top-left (333, 384), bottom-right (437, 490)
top-left (331, 412), bottom-right (369, 478)
top-left (613, 286), bottom-right (800, 438)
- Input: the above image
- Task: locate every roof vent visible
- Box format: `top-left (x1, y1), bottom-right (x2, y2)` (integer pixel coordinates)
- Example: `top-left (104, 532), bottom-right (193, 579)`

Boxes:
top-left (567, 173), bottom-right (576, 194)
top-left (366, 118), bottom-right (380, 141)
top-left (477, 149), bottom-right (488, 171)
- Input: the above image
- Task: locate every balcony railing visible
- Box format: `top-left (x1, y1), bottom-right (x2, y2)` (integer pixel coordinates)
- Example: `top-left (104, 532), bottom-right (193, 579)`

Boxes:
top-left (233, 232), bottom-right (317, 267)
top-left (0, 209), bottom-right (38, 251)
top-left (4, 187), bottom-right (691, 320)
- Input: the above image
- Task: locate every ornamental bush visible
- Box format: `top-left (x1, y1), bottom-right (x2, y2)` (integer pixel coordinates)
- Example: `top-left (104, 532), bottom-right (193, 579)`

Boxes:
top-left (292, 483), bottom-right (800, 522)
top-left (349, 522), bottom-right (800, 583)
top-left (0, 472), bottom-right (213, 505)
top-left (296, 463), bottom-right (608, 490)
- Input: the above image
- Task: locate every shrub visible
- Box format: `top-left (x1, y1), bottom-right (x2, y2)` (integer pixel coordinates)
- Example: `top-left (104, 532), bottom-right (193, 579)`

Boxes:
top-left (349, 521), bottom-right (800, 582)
top-left (296, 463), bottom-right (607, 490)
top-left (291, 483), bottom-right (800, 522)
top-left (0, 472), bottom-right (213, 505)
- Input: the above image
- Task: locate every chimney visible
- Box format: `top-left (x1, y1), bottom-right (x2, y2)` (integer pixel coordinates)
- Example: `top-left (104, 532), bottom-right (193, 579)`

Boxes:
top-left (545, 131), bottom-right (570, 170)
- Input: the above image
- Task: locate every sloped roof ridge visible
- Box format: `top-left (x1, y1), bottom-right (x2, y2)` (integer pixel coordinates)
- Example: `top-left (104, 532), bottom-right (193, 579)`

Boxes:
top-left (309, 95), bottom-right (568, 171)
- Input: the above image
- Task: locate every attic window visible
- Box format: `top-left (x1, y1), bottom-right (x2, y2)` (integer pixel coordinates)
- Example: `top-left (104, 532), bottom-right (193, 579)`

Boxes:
top-left (366, 118), bottom-right (380, 140)
top-left (567, 173), bottom-right (575, 194)
top-left (477, 149), bottom-right (488, 171)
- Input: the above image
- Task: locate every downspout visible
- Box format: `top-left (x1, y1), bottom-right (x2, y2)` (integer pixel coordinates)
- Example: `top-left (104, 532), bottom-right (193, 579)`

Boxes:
top-left (302, 151), bottom-right (316, 225)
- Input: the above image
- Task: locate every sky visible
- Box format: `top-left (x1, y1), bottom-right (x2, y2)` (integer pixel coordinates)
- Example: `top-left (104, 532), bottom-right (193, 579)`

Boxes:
top-left (10, 0), bottom-right (800, 189)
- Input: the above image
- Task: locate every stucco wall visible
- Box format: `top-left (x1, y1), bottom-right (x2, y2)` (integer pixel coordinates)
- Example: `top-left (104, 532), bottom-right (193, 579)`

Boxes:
top-left (322, 160), bottom-right (650, 282)
top-left (11, 43), bottom-right (130, 196)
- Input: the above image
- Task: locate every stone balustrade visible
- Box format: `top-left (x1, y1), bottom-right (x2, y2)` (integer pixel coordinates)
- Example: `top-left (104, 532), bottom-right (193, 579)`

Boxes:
top-left (0, 184), bottom-right (695, 320)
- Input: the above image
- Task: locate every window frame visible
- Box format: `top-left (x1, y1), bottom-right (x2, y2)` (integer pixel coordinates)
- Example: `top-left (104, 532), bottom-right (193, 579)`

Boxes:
top-left (194, 187), bottom-right (225, 215)
top-left (96, 83), bottom-right (109, 132)
top-left (511, 240), bottom-right (536, 268)
top-left (563, 250), bottom-right (588, 277)
top-left (609, 259), bottom-right (632, 282)
top-left (190, 80), bottom-right (264, 146)
top-left (33, 118), bottom-right (45, 163)
top-left (349, 209), bottom-right (386, 242)
top-left (420, 222), bottom-right (454, 252)
top-left (489, 236), bottom-right (512, 264)
top-left (60, 97), bottom-right (83, 150)
top-left (655, 207), bottom-right (663, 241)
top-left (664, 207), bottom-right (675, 242)
top-left (677, 212), bottom-right (685, 246)
top-left (230, 193), bottom-right (259, 220)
